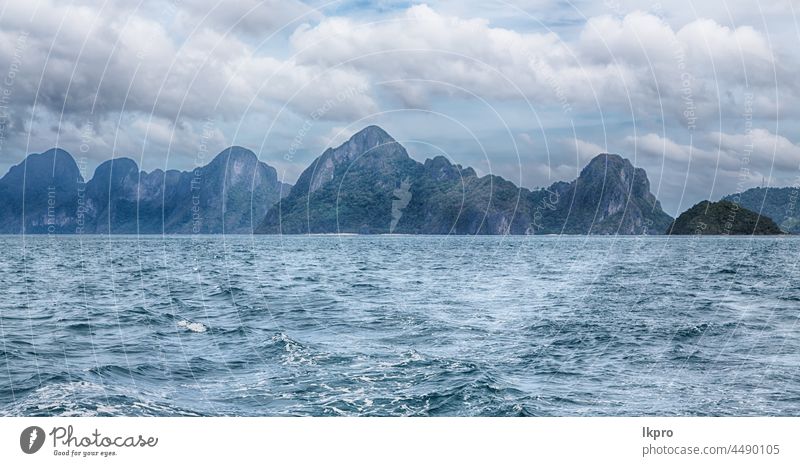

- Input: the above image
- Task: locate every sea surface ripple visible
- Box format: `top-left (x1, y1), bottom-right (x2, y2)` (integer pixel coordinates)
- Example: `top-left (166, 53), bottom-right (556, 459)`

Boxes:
top-left (0, 235), bottom-right (798, 416)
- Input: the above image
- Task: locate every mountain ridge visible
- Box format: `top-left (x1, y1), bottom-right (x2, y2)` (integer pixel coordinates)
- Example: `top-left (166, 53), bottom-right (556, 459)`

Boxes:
top-left (723, 186), bottom-right (800, 233)
top-left (0, 146), bottom-right (290, 234)
top-left (12, 126), bottom-right (786, 236)
top-left (256, 126), bottom-right (674, 235)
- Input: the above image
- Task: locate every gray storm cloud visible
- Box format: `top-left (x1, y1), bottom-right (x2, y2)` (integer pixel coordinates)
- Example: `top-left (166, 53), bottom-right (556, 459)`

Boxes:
top-left (0, 0), bottom-right (797, 214)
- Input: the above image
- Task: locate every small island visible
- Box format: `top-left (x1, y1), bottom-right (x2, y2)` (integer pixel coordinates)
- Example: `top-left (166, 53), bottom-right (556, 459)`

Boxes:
top-left (666, 200), bottom-right (783, 235)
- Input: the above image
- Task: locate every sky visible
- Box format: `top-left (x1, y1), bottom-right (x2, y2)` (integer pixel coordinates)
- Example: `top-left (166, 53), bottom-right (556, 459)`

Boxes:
top-left (0, 0), bottom-right (798, 215)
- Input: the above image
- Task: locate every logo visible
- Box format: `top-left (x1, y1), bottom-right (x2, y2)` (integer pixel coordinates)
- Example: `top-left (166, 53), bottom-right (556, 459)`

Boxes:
top-left (20, 426), bottom-right (45, 454)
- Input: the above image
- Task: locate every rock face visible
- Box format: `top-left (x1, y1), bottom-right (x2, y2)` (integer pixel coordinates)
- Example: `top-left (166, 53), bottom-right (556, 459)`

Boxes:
top-left (0, 148), bottom-right (85, 233)
top-left (258, 126), bottom-right (420, 234)
top-left (454, 150), bottom-right (675, 235)
top-left (666, 200), bottom-right (783, 235)
top-left (84, 157), bottom-right (142, 233)
top-left (724, 187), bottom-right (800, 233)
top-left (257, 126), bottom-right (538, 234)
top-left (0, 147), bottom-right (290, 234)
top-left (531, 153), bottom-right (674, 235)
top-left (397, 155), bottom-right (535, 235)
top-left (257, 127), bottom-right (673, 235)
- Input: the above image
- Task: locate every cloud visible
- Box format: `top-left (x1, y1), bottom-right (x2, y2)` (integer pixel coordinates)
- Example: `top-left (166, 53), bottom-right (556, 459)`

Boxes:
top-left (1, 0), bottom-right (797, 218)
top-left (713, 128), bottom-right (800, 173)
top-left (290, 5), bottom-right (570, 102)
top-left (569, 137), bottom-right (607, 164)
top-left (627, 133), bottom-right (698, 163)
top-left (0, 0), bottom-right (376, 125)
top-left (291, 6), bottom-right (795, 127)
top-left (175, 0), bottom-right (322, 38)
top-left (3, 2), bottom-right (792, 140)
top-left (623, 128), bottom-right (800, 214)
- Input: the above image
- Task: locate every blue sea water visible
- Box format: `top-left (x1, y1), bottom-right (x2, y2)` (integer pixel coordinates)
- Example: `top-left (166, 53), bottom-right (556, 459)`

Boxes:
top-left (0, 235), bottom-right (798, 416)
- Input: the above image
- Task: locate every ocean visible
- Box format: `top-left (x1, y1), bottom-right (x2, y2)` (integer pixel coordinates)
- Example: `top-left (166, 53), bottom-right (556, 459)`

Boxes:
top-left (0, 235), bottom-right (798, 416)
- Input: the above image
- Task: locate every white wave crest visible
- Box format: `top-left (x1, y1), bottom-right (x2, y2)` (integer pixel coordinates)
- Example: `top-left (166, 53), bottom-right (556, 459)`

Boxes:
top-left (177, 320), bottom-right (208, 333)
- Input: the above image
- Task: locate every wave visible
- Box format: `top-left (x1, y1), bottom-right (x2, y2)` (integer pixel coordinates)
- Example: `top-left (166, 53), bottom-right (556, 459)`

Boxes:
top-left (0, 380), bottom-right (205, 416)
top-left (177, 319), bottom-right (208, 333)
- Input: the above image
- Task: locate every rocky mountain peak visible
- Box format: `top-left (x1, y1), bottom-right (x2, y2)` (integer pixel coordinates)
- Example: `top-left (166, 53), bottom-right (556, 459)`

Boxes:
top-left (539, 153), bottom-right (672, 234)
top-left (305, 126), bottom-right (408, 193)
top-left (580, 153), bottom-right (631, 183)
top-left (348, 125), bottom-right (395, 146)
top-left (1, 147), bottom-right (83, 189)
top-left (327, 125), bottom-right (398, 163)
top-left (209, 146), bottom-right (258, 165)
top-left (92, 157), bottom-right (139, 180)
top-left (424, 155), bottom-right (458, 181)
